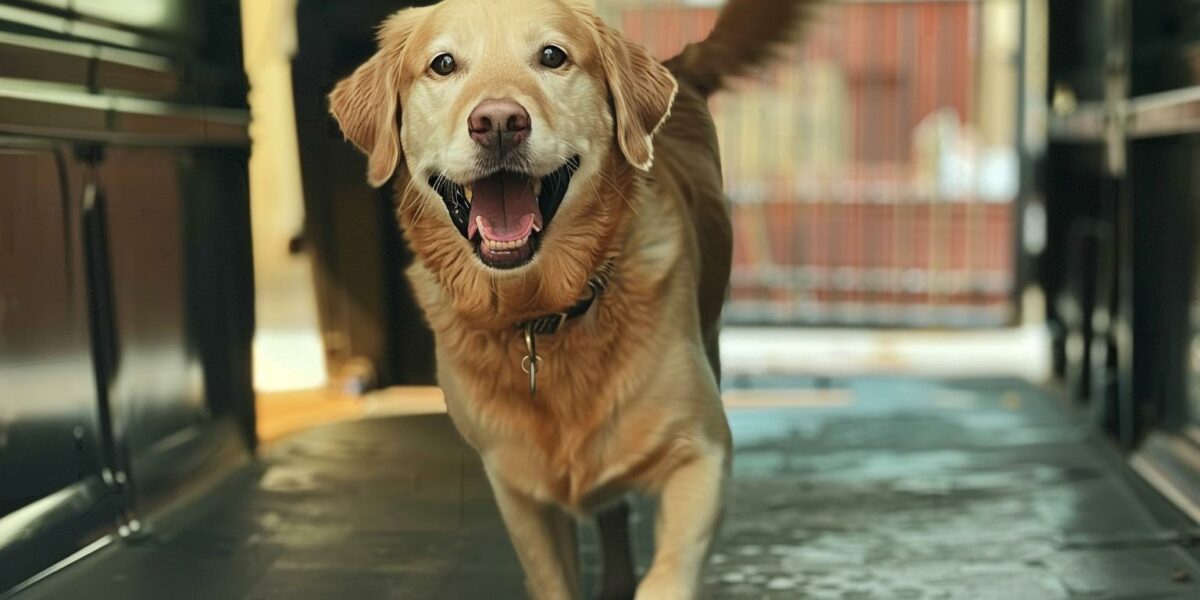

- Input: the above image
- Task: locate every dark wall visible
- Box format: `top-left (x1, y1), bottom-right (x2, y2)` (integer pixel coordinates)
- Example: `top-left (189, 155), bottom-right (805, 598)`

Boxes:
top-left (1042, 0), bottom-right (1200, 445)
top-left (1130, 0), bottom-right (1200, 96)
top-left (1126, 0), bottom-right (1200, 432)
top-left (292, 0), bottom-right (438, 388)
top-left (1042, 2), bottom-right (1112, 400)
top-left (1046, 0), bottom-right (1108, 103)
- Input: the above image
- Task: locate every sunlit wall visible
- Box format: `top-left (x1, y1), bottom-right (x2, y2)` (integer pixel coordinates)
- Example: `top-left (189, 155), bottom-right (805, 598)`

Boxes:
top-left (241, 0), bottom-right (328, 392)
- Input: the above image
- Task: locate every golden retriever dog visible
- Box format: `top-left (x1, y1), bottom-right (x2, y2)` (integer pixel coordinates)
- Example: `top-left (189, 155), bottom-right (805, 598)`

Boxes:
top-left (329, 1), bottom-right (816, 597)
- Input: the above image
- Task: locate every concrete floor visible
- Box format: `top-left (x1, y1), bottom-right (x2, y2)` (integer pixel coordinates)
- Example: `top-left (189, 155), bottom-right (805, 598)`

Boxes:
top-left (16, 378), bottom-right (1200, 599)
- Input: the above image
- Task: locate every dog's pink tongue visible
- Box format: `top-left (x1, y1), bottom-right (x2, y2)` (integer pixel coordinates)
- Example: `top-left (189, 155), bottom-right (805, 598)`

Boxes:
top-left (467, 172), bottom-right (542, 241)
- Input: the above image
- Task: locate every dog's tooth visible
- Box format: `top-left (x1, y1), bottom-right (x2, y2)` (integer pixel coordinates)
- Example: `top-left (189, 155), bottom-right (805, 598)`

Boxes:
top-left (480, 236), bottom-right (533, 253)
top-left (532, 179), bottom-right (542, 198)
top-left (464, 186), bottom-right (473, 202)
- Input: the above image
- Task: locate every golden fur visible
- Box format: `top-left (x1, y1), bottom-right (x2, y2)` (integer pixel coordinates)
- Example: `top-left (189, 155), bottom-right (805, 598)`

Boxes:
top-left (329, 1), bottom-right (819, 597)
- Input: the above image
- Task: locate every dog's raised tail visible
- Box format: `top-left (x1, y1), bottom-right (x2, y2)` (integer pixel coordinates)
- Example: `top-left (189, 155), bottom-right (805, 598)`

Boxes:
top-left (665, 0), bottom-right (823, 96)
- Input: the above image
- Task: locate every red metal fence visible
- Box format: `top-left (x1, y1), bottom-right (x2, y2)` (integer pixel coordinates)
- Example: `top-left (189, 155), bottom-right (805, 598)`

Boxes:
top-left (609, 0), bottom-right (1018, 327)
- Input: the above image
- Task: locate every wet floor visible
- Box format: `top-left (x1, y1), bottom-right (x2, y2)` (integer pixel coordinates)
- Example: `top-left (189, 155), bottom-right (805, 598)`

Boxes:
top-left (701, 378), bottom-right (1200, 599)
top-left (15, 379), bottom-right (1200, 599)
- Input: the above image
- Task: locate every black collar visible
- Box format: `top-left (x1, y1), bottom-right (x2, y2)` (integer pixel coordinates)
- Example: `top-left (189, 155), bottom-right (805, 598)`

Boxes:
top-left (517, 260), bottom-right (616, 335)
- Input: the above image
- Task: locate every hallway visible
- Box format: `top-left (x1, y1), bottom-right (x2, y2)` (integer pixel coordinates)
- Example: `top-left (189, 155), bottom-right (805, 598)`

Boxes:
top-left (16, 379), bottom-right (1200, 599)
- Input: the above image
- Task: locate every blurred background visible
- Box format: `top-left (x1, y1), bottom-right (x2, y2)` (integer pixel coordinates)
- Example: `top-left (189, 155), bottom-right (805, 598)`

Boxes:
top-left (6, 0), bottom-right (1200, 598)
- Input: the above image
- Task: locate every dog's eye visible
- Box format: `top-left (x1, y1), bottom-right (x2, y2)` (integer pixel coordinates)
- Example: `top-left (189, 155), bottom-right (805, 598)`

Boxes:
top-left (431, 53), bottom-right (456, 76)
top-left (539, 46), bottom-right (568, 69)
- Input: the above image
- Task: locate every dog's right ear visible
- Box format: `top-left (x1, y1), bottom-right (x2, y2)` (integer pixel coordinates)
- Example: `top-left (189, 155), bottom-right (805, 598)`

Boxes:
top-left (329, 7), bottom-right (430, 188)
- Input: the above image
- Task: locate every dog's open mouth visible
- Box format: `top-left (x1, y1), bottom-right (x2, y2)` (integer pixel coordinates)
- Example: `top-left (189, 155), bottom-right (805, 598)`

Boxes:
top-left (430, 156), bottom-right (580, 269)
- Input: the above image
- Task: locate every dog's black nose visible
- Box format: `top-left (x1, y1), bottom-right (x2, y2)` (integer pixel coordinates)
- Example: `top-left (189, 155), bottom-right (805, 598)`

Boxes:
top-left (468, 99), bottom-right (530, 150)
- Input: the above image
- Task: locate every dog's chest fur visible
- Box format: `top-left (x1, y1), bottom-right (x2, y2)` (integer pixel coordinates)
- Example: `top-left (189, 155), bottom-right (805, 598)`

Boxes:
top-left (446, 325), bottom-right (707, 510)
top-left (403, 188), bottom-right (712, 510)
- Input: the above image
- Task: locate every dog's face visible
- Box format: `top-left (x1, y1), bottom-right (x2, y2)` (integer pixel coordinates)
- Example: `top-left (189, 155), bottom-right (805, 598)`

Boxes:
top-left (330, 0), bottom-right (676, 272)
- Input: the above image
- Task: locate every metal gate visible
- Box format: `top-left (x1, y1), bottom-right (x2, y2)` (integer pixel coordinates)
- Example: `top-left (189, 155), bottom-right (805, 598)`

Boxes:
top-left (601, 0), bottom-right (1024, 327)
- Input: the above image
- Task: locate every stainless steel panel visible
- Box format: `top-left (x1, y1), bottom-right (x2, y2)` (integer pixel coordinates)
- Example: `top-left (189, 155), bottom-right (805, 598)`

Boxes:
top-left (0, 78), bottom-right (249, 146)
top-left (92, 146), bottom-right (254, 514)
top-left (0, 32), bottom-right (181, 98)
top-left (1132, 87), bottom-right (1200, 137)
top-left (1050, 88), bottom-right (1200, 142)
top-left (0, 0), bottom-right (254, 593)
top-left (0, 144), bottom-right (117, 593)
top-left (0, 5), bottom-right (159, 52)
top-left (96, 147), bottom-right (207, 472)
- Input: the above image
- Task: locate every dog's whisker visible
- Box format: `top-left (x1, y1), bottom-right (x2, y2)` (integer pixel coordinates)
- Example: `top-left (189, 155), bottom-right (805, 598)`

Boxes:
top-left (397, 177), bottom-right (421, 218)
top-left (554, 143), bottom-right (633, 210)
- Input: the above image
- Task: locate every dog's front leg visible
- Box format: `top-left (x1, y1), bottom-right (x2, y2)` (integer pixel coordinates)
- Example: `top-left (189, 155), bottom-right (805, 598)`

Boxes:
top-left (635, 446), bottom-right (728, 600)
top-left (487, 470), bottom-right (580, 600)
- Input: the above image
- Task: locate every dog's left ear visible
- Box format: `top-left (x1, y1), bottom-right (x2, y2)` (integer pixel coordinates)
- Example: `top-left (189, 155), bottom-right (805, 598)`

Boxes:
top-left (329, 7), bottom-right (430, 187)
top-left (594, 20), bottom-right (678, 171)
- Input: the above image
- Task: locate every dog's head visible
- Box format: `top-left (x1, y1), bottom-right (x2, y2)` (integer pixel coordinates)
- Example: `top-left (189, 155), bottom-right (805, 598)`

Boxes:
top-left (329, 0), bottom-right (676, 276)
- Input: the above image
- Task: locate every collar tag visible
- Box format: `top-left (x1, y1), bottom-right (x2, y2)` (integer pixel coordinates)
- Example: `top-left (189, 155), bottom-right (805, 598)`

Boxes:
top-left (514, 258), bottom-right (617, 399)
top-left (522, 324), bottom-right (541, 398)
